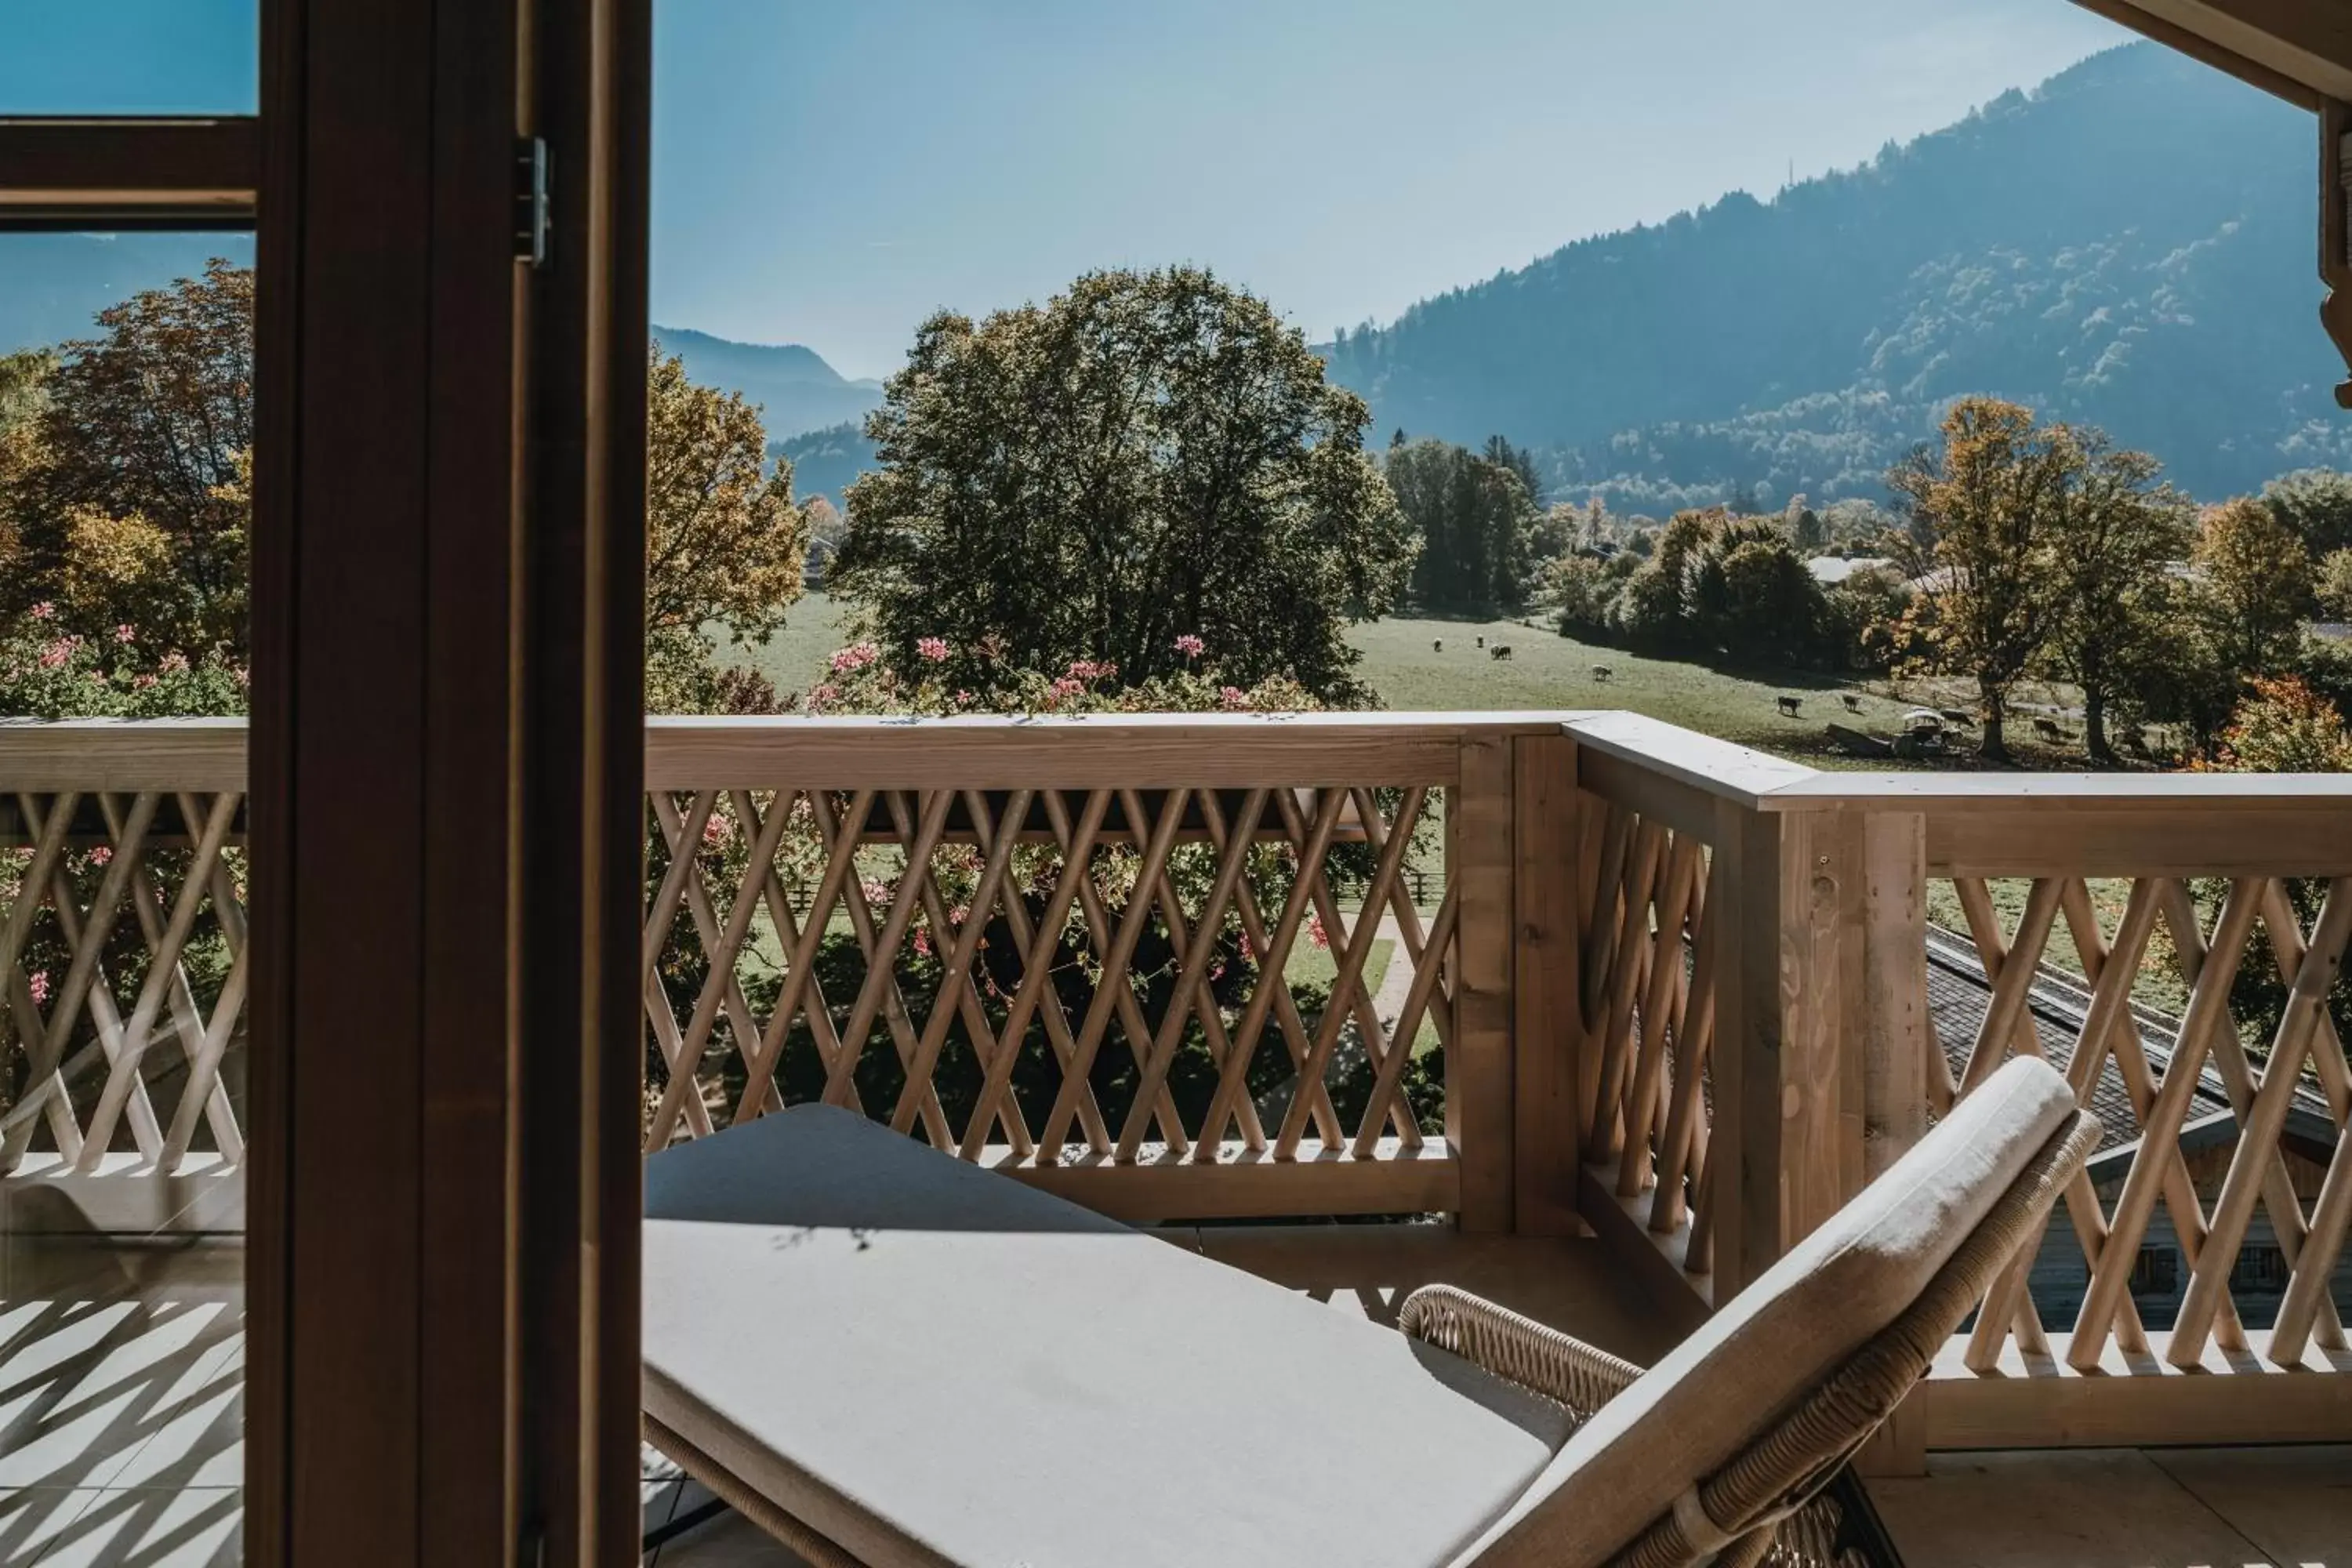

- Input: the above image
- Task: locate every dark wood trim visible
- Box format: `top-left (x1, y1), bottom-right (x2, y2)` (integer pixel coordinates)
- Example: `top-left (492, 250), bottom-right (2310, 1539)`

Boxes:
top-left (2068, 0), bottom-right (2339, 108)
top-left (2071, 0), bottom-right (2323, 107)
top-left (0, 117), bottom-right (260, 220)
top-left (250, 0), bottom-right (541, 1560)
top-left (420, 0), bottom-right (528, 1557)
top-left (517, 0), bottom-right (651, 1562)
top-left (242, 7), bottom-right (302, 1566)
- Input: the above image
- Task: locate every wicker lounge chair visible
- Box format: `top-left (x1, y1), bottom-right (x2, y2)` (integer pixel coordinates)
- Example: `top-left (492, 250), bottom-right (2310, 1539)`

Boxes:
top-left (644, 1056), bottom-right (2096, 1567)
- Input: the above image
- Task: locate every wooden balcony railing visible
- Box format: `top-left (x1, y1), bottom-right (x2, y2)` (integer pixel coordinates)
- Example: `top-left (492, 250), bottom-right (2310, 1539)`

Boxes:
top-left (1567, 711), bottom-right (2352, 1458)
top-left (5, 710), bottom-right (2347, 1459)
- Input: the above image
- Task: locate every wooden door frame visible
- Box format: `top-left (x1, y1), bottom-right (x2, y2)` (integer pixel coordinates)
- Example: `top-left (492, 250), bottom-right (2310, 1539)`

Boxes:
top-left (253, 0), bottom-right (649, 1562)
top-left (2, 1), bottom-right (648, 1561)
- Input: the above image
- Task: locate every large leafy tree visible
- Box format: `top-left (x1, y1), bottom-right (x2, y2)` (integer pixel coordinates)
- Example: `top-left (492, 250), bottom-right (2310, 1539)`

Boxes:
top-left (1889, 397), bottom-right (2078, 760)
top-left (2031, 434), bottom-right (2193, 762)
top-left (2193, 496), bottom-right (2310, 677)
top-left (4, 260), bottom-right (253, 653)
top-left (831, 267), bottom-right (1413, 702)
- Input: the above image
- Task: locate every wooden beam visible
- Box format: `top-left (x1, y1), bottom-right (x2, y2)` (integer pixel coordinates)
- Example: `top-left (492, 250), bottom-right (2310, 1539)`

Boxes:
top-left (989, 1141), bottom-right (1458, 1223)
top-left (2072, 0), bottom-right (2352, 106)
top-left (1514, 734), bottom-right (1583, 1236)
top-left (1575, 1160), bottom-right (1713, 1336)
top-left (0, 117), bottom-right (259, 221)
top-left (2325, 100), bottom-right (2352, 407)
top-left (1450, 735), bottom-right (1519, 1233)
top-left (1924, 1328), bottom-right (2352, 1447)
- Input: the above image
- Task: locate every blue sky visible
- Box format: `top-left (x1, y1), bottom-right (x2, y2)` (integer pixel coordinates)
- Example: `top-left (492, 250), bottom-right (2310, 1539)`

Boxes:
top-left (652, 0), bottom-right (2132, 379)
top-left (3, 1), bottom-right (2132, 381)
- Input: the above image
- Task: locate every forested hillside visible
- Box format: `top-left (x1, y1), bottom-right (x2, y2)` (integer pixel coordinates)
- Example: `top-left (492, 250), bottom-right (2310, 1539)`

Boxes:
top-left (1321, 43), bottom-right (2347, 506)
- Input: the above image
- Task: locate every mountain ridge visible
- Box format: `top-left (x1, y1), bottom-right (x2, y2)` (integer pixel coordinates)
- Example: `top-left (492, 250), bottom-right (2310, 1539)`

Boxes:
top-left (1319, 42), bottom-right (2350, 505)
top-left (648, 324), bottom-right (883, 441)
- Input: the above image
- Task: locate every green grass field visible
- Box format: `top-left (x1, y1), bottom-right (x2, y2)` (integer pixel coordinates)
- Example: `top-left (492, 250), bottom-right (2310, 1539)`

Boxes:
top-left (725, 595), bottom-right (2185, 1008)
top-left (731, 593), bottom-right (2103, 768)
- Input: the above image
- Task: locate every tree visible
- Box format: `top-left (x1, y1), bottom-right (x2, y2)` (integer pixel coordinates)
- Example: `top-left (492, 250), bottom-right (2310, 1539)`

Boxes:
top-left (643, 344), bottom-right (808, 708)
top-left (2194, 496), bottom-right (2310, 677)
top-left (3, 260), bottom-right (253, 654)
top-left (1385, 437), bottom-right (1539, 614)
top-left (1889, 397), bottom-right (2076, 760)
top-left (833, 267), bottom-right (1412, 702)
top-left (2032, 434), bottom-right (2193, 761)
top-left (1482, 434), bottom-right (1544, 510)
top-left (0, 263), bottom-right (811, 713)
top-left (2199, 675), bottom-right (2352, 772)
top-left (2317, 547), bottom-right (2352, 622)
top-left (2261, 468), bottom-right (2352, 558)
top-left (1787, 495), bottom-right (1826, 553)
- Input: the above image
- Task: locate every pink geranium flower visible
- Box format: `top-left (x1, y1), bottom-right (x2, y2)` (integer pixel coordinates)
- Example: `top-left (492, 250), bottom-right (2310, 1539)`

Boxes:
top-left (28, 602), bottom-right (54, 621)
top-left (827, 641), bottom-right (880, 674)
top-left (916, 637), bottom-right (950, 662)
top-left (1174, 633), bottom-right (1205, 659)
top-left (114, 623), bottom-right (137, 644)
top-left (1218, 685), bottom-right (1250, 710)
top-left (27, 971), bottom-right (51, 1006)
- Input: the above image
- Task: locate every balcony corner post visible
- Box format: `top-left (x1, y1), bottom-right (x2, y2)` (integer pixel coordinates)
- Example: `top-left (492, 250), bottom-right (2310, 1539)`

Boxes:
top-left (1448, 734), bottom-right (1517, 1233)
top-left (1511, 732), bottom-right (1582, 1236)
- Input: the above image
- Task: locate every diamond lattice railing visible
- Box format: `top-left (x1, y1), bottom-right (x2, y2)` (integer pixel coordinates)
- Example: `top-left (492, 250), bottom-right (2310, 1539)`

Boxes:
top-left (637, 784), bottom-right (1457, 1175)
top-left (1, 789), bottom-right (249, 1177)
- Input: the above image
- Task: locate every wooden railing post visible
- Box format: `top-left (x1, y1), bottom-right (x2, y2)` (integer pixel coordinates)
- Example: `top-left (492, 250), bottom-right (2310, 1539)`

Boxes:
top-left (1723, 805), bottom-right (1925, 1297)
top-left (1450, 733), bottom-right (1517, 1232)
top-left (1512, 732), bottom-right (1581, 1236)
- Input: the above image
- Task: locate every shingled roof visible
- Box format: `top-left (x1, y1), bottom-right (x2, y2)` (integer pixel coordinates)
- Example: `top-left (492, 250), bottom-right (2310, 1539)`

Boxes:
top-left (1922, 925), bottom-right (2340, 1180)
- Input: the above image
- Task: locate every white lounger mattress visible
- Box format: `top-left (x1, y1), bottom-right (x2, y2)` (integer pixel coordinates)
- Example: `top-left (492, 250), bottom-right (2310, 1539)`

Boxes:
top-left (644, 1105), bottom-right (1573, 1568)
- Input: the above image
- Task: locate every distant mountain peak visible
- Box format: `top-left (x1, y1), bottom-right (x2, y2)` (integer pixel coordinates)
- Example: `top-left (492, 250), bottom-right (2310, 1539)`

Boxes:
top-left (648, 325), bottom-right (881, 441)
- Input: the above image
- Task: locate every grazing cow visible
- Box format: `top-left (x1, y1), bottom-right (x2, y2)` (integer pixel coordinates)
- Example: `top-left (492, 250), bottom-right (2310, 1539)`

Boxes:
top-left (1590, 664), bottom-right (1613, 683)
top-left (1840, 694), bottom-right (1862, 713)
top-left (1777, 695), bottom-right (1802, 718)
top-left (2032, 717), bottom-right (2068, 743)
top-left (1939, 709), bottom-right (1974, 727)
top-left (1432, 638), bottom-right (1443, 653)
top-left (1490, 644), bottom-right (1513, 661)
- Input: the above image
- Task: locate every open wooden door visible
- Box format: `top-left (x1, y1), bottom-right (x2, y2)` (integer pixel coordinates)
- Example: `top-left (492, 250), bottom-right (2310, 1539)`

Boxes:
top-left (0, 2), bottom-right (648, 1563)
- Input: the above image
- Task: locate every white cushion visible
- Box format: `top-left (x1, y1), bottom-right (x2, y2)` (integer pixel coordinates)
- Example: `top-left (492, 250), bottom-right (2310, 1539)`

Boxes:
top-left (1449, 1055), bottom-right (2078, 1566)
top-left (644, 1105), bottom-right (1574, 1568)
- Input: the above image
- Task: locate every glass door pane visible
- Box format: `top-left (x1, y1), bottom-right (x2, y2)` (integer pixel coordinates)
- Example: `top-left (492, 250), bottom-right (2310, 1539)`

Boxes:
top-left (1, 234), bottom-right (252, 1563)
top-left (0, 3), bottom-right (258, 115)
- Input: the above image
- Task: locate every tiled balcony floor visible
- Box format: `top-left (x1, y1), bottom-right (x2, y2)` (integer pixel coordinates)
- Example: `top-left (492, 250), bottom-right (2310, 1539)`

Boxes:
top-left (4, 1229), bottom-right (2345, 1566)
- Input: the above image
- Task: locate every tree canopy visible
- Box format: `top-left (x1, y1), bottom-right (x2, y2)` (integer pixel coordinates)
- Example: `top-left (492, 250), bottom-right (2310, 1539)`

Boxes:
top-left (830, 267), bottom-right (1413, 703)
top-left (1384, 436), bottom-right (1539, 614)
top-left (1889, 397), bottom-right (2077, 758)
top-left (0, 263), bottom-right (812, 713)
top-left (644, 344), bottom-right (808, 709)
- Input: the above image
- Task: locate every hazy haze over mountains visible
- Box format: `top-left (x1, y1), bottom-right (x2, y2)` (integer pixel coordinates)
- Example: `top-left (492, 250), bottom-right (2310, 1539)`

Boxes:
top-left (648, 325), bottom-right (883, 443)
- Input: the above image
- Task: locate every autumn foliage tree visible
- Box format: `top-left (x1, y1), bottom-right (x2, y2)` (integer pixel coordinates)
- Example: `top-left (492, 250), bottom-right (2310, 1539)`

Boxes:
top-left (2030, 434), bottom-right (2193, 762)
top-left (2192, 496), bottom-right (2310, 677)
top-left (831, 267), bottom-right (1414, 704)
top-left (1890, 400), bottom-right (2063, 758)
top-left (644, 343), bottom-right (808, 710)
top-left (2, 260), bottom-right (253, 655)
top-left (1, 267), bottom-right (813, 714)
